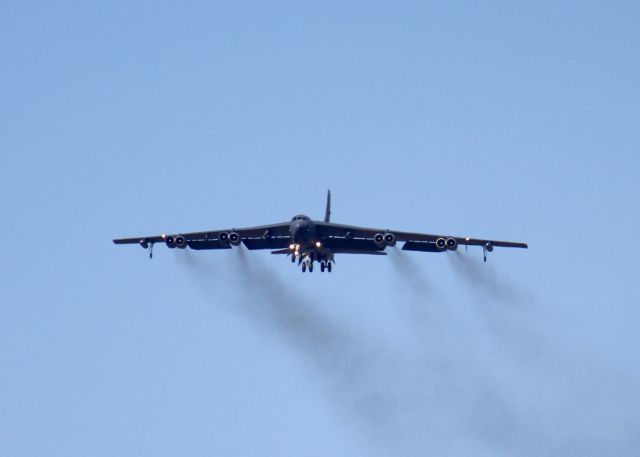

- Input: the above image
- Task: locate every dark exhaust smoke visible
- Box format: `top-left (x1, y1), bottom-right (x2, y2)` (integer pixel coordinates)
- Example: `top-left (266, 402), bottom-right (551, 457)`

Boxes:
top-left (176, 248), bottom-right (401, 445)
top-left (173, 248), bottom-right (634, 456)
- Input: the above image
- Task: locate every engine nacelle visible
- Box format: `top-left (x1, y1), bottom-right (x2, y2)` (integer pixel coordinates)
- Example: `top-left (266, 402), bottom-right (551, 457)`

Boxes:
top-left (446, 237), bottom-right (458, 251)
top-left (229, 232), bottom-right (241, 246)
top-left (165, 235), bottom-right (176, 248)
top-left (175, 235), bottom-right (187, 249)
top-left (374, 233), bottom-right (385, 247)
top-left (435, 237), bottom-right (447, 250)
top-left (384, 232), bottom-right (396, 247)
top-left (485, 242), bottom-right (494, 252)
top-left (218, 232), bottom-right (230, 244)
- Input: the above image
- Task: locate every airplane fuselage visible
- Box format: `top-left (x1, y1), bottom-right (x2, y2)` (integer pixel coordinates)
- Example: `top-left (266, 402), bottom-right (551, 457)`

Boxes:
top-left (289, 215), bottom-right (317, 246)
top-left (287, 215), bottom-right (332, 271)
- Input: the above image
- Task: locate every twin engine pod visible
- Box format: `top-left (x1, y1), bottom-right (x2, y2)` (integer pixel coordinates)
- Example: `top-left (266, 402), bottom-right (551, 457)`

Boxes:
top-left (374, 232), bottom-right (396, 247)
top-left (436, 237), bottom-right (458, 251)
top-left (218, 231), bottom-right (241, 246)
top-left (165, 235), bottom-right (187, 249)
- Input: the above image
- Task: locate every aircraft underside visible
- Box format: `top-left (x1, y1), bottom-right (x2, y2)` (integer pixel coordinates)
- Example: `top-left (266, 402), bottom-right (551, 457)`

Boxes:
top-left (286, 244), bottom-right (336, 273)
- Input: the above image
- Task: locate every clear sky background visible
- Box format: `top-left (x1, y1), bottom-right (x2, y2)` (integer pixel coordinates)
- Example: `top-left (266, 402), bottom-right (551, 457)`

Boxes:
top-left (1, 1), bottom-right (639, 456)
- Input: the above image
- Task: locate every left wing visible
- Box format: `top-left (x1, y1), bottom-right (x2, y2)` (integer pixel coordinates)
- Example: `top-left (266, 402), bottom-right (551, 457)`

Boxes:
top-left (316, 221), bottom-right (527, 252)
top-left (113, 222), bottom-right (292, 252)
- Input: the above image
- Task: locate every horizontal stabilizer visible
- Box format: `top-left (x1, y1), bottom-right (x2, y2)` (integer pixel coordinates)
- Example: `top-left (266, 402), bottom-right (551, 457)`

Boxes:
top-left (332, 249), bottom-right (387, 255)
top-left (242, 238), bottom-right (291, 250)
top-left (402, 241), bottom-right (444, 252)
top-left (324, 238), bottom-right (385, 251)
top-left (187, 240), bottom-right (232, 250)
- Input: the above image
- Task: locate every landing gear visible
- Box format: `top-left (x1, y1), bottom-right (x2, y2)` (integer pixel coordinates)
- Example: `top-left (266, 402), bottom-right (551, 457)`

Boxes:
top-left (294, 251), bottom-right (333, 273)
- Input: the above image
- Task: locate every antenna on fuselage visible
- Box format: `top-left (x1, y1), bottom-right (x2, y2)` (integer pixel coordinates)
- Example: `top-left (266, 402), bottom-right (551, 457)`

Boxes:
top-left (324, 189), bottom-right (331, 222)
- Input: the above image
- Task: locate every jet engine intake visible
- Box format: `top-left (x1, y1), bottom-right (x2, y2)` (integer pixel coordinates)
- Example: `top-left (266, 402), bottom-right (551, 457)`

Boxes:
top-left (374, 233), bottom-right (385, 247)
top-left (446, 237), bottom-right (458, 250)
top-left (435, 237), bottom-right (447, 249)
top-left (384, 232), bottom-right (396, 247)
top-left (165, 235), bottom-right (176, 248)
top-left (229, 232), bottom-right (241, 246)
top-left (485, 242), bottom-right (494, 252)
top-left (218, 232), bottom-right (230, 244)
top-left (175, 235), bottom-right (187, 249)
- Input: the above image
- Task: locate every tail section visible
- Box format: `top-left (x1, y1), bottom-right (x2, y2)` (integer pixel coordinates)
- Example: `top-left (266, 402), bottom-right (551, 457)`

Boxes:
top-left (324, 190), bottom-right (331, 222)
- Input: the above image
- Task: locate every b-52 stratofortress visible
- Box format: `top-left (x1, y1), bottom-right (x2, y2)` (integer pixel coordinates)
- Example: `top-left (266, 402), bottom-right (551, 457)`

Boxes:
top-left (113, 191), bottom-right (527, 272)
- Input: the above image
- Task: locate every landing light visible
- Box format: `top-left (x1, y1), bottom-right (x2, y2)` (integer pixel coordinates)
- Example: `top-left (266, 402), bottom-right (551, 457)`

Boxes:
top-left (289, 244), bottom-right (296, 250)
top-left (315, 241), bottom-right (322, 248)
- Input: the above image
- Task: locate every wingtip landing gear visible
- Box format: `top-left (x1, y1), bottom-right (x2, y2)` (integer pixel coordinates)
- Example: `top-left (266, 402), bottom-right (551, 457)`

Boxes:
top-left (482, 242), bottom-right (493, 262)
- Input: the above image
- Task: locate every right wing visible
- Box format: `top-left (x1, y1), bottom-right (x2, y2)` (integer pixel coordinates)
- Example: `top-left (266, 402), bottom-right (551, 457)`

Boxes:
top-left (113, 222), bottom-right (292, 251)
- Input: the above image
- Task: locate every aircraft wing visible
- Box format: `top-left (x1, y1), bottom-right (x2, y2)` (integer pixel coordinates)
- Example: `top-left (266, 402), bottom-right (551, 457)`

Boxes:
top-left (316, 222), bottom-right (528, 251)
top-left (113, 222), bottom-right (292, 251)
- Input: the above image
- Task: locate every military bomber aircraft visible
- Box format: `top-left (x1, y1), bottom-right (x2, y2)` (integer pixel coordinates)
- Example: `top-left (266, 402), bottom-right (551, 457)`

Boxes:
top-left (113, 191), bottom-right (527, 272)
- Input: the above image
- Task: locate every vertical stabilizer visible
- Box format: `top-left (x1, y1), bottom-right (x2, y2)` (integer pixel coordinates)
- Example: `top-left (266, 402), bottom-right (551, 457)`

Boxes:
top-left (324, 190), bottom-right (331, 222)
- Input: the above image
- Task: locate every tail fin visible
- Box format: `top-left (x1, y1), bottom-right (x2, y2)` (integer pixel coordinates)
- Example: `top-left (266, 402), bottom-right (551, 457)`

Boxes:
top-left (324, 190), bottom-right (331, 222)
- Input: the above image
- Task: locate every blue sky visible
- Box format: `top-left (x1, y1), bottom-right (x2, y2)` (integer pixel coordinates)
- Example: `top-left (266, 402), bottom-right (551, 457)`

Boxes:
top-left (1, 1), bottom-right (639, 455)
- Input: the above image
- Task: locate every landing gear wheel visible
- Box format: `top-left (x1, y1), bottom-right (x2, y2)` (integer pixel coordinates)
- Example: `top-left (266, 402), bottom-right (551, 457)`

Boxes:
top-left (309, 263), bottom-right (313, 273)
top-left (291, 255), bottom-right (295, 263)
top-left (320, 262), bottom-right (326, 272)
top-left (327, 262), bottom-right (332, 273)
top-left (302, 263), bottom-right (306, 272)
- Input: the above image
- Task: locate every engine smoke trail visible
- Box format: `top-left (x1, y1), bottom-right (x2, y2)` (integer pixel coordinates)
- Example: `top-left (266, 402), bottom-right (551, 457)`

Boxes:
top-left (229, 248), bottom-right (404, 440)
top-left (446, 250), bottom-right (525, 303)
top-left (387, 246), bottom-right (435, 296)
top-left (172, 247), bottom-right (634, 457)
top-left (230, 247), bottom-right (347, 361)
top-left (177, 247), bottom-right (402, 444)
top-left (386, 246), bottom-right (451, 340)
